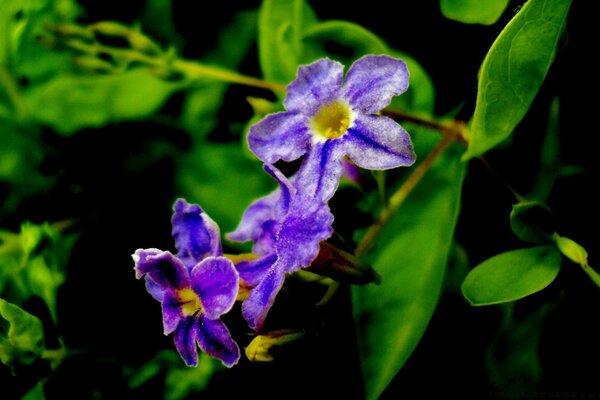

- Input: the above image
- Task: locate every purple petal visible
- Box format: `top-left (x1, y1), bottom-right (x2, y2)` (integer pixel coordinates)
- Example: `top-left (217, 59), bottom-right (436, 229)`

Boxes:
top-left (226, 190), bottom-right (277, 244)
top-left (344, 114), bottom-right (415, 169)
top-left (263, 164), bottom-right (294, 214)
top-left (247, 111), bottom-right (311, 164)
top-left (284, 58), bottom-right (344, 115)
top-left (133, 249), bottom-right (190, 290)
top-left (276, 198), bottom-right (334, 272)
top-left (162, 289), bottom-right (184, 335)
top-left (145, 276), bottom-right (164, 302)
top-left (294, 140), bottom-right (344, 202)
top-left (342, 55), bottom-right (409, 114)
top-left (235, 253), bottom-right (277, 286)
top-left (173, 315), bottom-right (199, 366)
top-left (196, 314), bottom-right (240, 367)
top-left (172, 199), bottom-right (222, 269)
top-left (191, 257), bottom-right (239, 319)
top-left (242, 266), bottom-right (286, 331)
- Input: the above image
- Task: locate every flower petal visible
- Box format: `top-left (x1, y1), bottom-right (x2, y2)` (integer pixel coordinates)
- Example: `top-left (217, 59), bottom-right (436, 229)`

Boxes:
top-left (196, 314), bottom-right (240, 367)
top-left (162, 289), bottom-right (184, 335)
top-left (342, 55), bottom-right (409, 114)
top-left (226, 190), bottom-right (278, 245)
top-left (191, 257), bottom-right (239, 319)
top-left (145, 276), bottom-right (164, 302)
top-left (133, 249), bottom-right (190, 290)
top-left (247, 112), bottom-right (311, 164)
top-left (172, 199), bottom-right (222, 269)
top-left (173, 315), bottom-right (199, 366)
top-left (235, 253), bottom-right (277, 287)
top-left (294, 140), bottom-right (344, 201)
top-left (242, 266), bottom-right (286, 331)
top-left (344, 114), bottom-right (415, 169)
top-left (276, 197), bottom-right (334, 272)
top-left (284, 58), bottom-right (344, 115)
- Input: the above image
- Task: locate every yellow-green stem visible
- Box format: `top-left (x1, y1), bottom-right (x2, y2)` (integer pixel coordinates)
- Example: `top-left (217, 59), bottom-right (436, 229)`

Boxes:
top-left (355, 131), bottom-right (457, 257)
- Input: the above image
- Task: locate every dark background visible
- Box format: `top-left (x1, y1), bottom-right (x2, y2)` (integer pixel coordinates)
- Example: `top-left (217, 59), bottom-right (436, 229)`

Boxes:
top-left (4, 1), bottom-right (597, 399)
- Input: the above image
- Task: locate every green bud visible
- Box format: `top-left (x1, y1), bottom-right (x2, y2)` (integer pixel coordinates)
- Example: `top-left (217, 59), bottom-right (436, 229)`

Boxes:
top-left (553, 234), bottom-right (588, 266)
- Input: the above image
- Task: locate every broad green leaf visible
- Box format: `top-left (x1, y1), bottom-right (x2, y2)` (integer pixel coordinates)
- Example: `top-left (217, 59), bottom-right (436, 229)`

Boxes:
top-left (510, 201), bottom-right (555, 244)
top-left (258, 0), bottom-right (317, 84)
top-left (463, 0), bottom-right (572, 160)
top-left (462, 246), bottom-right (561, 306)
top-left (353, 138), bottom-right (466, 400)
top-left (0, 297), bottom-right (45, 369)
top-left (440, 0), bottom-right (510, 25)
top-left (176, 143), bottom-right (274, 236)
top-left (21, 382), bottom-right (46, 400)
top-left (24, 69), bottom-right (180, 135)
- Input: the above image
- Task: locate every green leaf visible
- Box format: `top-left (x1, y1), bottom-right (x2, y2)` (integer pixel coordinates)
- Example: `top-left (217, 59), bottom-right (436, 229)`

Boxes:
top-left (463, 0), bottom-right (572, 160)
top-left (0, 297), bottom-right (45, 369)
top-left (257, 0), bottom-right (317, 84)
top-left (353, 139), bottom-right (466, 400)
top-left (21, 382), bottom-right (46, 400)
top-left (302, 20), bottom-right (435, 115)
top-left (165, 353), bottom-right (220, 400)
top-left (510, 201), bottom-right (555, 244)
top-left (462, 246), bottom-right (561, 306)
top-left (176, 143), bottom-right (275, 236)
top-left (24, 69), bottom-right (180, 135)
top-left (440, 0), bottom-right (510, 25)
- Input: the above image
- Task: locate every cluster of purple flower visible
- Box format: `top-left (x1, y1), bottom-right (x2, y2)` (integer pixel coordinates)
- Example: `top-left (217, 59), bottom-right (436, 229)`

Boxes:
top-left (133, 55), bottom-right (415, 367)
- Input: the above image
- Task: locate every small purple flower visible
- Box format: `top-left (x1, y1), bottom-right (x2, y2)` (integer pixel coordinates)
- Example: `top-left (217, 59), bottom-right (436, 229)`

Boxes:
top-left (133, 199), bottom-right (240, 367)
top-left (227, 164), bottom-right (334, 331)
top-left (248, 55), bottom-right (416, 201)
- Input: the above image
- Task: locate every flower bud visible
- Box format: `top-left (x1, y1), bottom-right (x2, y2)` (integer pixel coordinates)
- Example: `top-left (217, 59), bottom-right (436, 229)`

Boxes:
top-left (245, 330), bottom-right (305, 362)
top-left (305, 241), bottom-right (381, 285)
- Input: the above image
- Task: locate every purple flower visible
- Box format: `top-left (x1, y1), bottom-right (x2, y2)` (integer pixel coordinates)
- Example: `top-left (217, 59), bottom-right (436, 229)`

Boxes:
top-left (227, 164), bottom-right (334, 331)
top-left (248, 55), bottom-right (416, 201)
top-left (133, 199), bottom-right (240, 367)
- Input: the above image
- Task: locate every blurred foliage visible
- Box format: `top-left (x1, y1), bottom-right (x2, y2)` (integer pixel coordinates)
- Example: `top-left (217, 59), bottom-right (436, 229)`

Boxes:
top-left (1, 0), bottom-right (597, 399)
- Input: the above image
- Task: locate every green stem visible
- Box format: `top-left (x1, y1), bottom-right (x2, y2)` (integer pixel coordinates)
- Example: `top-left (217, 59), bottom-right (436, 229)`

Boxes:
top-left (355, 131), bottom-right (457, 256)
top-left (581, 263), bottom-right (600, 288)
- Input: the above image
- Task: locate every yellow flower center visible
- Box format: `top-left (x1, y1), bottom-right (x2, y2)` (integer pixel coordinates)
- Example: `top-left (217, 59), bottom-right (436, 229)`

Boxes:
top-left (310, 101), bottom-right (351, 139)
top-left (178, 287), bottom-right (202, 316)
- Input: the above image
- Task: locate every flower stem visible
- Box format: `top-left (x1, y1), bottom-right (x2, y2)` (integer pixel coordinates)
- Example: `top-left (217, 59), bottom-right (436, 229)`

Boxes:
top-left (581, 263), bottom-right (600, 288)
top-left (355, 130), bottom-right (457, 256)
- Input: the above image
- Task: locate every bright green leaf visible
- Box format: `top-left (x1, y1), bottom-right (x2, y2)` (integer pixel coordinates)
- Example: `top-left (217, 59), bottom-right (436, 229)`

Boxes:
top-left (24, 69), bottom-right (180, 135)
top-left (463, 0), bottom-right (572, 160)
top-left (0, 297), bottom-right (45, 369)
top-left (462, 246), bottom-right (561, 306)
top-left (440, 0), bottom-right (510, 25)
top-left (165, 353), bottom-right (220, 400)
top-left (510, 201), bottom-right (555, 244)
top-left (353, 138), bottom-right (466, 400)
top-left (21, 382), bottom-right (46, 400)
top-left (258, 0), bottom-right (317, 84)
